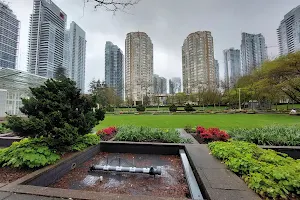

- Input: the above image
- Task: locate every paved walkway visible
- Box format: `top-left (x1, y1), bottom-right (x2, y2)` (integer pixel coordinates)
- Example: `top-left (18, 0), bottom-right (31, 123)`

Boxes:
top-left (176, 128), bottom-right (198, 144)
top-left (0, 192), bottom-right (66, 200)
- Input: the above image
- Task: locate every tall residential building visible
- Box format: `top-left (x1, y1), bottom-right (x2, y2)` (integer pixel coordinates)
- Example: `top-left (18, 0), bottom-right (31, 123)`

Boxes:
top-left (153, 74), bottom-right (162, 94)
top-left (125, 32), bottom-right (153, 105)
top-left (66, 22), bottom-right (86, 92)
top-left (105, 41), bottom-right (124, 99)
top-left (0, 2), bottom-right (20, 69)
top-left (277, 5), bottom-right (300, 55)
top-left (27, 0), bottom-right (67, 78)
top-left (214, 59), bottom-right (220, 88)
top-left (169, 77), bottom-right (181, 94)
top-left (161, 77), bottom-right (167, 94)
top-left (153, 75), bottom-right (167, 94)
top-left (182, 31), bottom-right (215, 94)
top-left (224, 48), bottom-right (241, 88)
top-left (240, 32), bottom-right (267, 76)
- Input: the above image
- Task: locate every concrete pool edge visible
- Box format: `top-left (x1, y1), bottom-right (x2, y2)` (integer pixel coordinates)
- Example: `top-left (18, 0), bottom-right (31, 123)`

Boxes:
top-left (1, 141), bottom-right (260, 200)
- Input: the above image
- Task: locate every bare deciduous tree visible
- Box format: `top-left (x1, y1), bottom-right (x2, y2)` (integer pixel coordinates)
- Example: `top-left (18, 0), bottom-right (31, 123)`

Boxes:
top-left (87, 0), bottom-right (141, 13)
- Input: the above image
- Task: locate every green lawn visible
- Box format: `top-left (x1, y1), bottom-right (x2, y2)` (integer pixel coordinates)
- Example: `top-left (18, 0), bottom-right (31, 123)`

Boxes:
top-left (96, 114), bottom-right (300, 130)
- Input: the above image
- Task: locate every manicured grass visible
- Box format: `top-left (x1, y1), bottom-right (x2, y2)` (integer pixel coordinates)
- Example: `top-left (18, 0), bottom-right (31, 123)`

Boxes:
top-left (96, 114), bottom-right (300, 130)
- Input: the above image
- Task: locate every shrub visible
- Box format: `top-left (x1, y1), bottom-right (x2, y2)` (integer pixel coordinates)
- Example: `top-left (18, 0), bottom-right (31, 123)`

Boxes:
top-left (0, 123), bottom-right (9, 134)
top-left (228, 126), bottom-right (300, 146)
top-left (196, 126), bottom-right (229, 142)
top-left (184, 125), bottom-right (195, 133)
top-left (169, 104), bottom-right (177, 112)
top-left (97, 126), bottom-right (117, 135)
top-left (208, 141), bottom-right (300, 199)
top-left (5, 78), bottom-right (105, 150)
top-left (105, 105), bottom-right (114, 112)
top-left (0, 138), bottom-right (60, 168)
top-left (69, 134), bottom-right (100, 151)
top-left (184, 103), bottom-right (195, 112)
top-left (136, 105), bottom-right (146, 112)
top-left (115, 125), bottom-right (192, 143)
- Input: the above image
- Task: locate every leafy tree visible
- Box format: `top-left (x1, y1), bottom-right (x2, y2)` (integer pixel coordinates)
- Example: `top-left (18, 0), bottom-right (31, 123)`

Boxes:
top-left (54, 65), bottom-right (67, 80)
top-left (175, 92), bottom-right (187, 105)
top-left (6, 78), bottom-right (105, 149)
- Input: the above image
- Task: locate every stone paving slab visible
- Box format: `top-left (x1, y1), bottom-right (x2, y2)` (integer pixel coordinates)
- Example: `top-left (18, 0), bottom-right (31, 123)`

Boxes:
top-left (205, 188), bottom-right (260, 200)
top-left (0, 192), bottom-right (10, 200)
top-left (185, 144), bottom-right (225, 169)
top-left (202, 168), bottom-right (249, 190)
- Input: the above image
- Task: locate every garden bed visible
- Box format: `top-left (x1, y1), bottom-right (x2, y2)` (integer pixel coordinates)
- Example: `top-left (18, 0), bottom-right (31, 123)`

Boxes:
top-left (0, 167), bottom-right (33, 184)
top-left (50, 152), bottom-right (189, 198)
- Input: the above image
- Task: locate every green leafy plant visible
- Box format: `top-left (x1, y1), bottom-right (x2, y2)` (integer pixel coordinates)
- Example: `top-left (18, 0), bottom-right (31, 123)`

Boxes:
top-left (105, 105), bottom-right (115, 112)
top-left (208, 141), bottom-right (300, 199)
top-left (169, 104), bottom-right (177, 112)
top-left (70, 134), bottom-right (100, 151)
top-left (0, 123), bottom-right (10, 134)
top-left (5, 78), bottom-right (105, 150)
top-left (0, 138), bottom-right (60, 168)
top-left (136, 105), bottom-right (146, 112)
top-left (115, 125), bottom-right (191, 143)
top-left (228, 126), bottom-right (300, 146)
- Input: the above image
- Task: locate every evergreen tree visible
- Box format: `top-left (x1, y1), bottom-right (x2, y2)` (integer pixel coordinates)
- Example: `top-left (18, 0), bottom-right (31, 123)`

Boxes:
top-left (6, 78), bottom-right (105, 149)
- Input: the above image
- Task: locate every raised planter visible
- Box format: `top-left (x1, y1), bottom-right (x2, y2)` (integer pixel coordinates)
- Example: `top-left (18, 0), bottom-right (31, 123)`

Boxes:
top-left (0, 133), bottom-right (22, 147)
top-left (0, 141), bottom-right (260, 200)
top-left (260, 145), bottom-right (300, 159)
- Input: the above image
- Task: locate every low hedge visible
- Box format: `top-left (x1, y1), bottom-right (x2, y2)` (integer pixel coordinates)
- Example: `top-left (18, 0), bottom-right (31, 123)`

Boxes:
top-left (208, 141), bottom-right (300, 199)
top-left (228, 126), bottom-right (300, 146)
top-left (115, 125), bottom-right (192, 143)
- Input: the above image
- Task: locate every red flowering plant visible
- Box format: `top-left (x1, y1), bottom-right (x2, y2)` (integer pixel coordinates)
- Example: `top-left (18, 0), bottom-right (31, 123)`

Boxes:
top-left (196, 126), bottom-right (230, 143)
top-left (97, 126), bottom-right (117, 141)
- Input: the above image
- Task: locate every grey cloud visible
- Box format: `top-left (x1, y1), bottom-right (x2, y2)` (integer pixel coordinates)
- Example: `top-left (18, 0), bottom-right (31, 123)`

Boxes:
top-left (10, 0), bottom-right (300, 92)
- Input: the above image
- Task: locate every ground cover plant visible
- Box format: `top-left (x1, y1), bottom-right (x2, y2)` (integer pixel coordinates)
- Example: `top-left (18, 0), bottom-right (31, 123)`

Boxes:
top-left (95, 114), bottom-right (300, 130)
top-left (208, 141), bottom-right (300, 199)
top-left (97, 126), bottom-right (117, 141)
top-left (114, 125), bottom-right (192, 143)
top-left (229, 126), bottom-right (300, 146)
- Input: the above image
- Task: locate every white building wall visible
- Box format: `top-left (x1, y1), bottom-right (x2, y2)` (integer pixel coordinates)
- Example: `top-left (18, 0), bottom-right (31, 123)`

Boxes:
top-left (67, 22), bottom-right (86, 92)
top-left (277, 5), bottom-right (300, 55)
top-left (0, 89), bottom-right (7, 118)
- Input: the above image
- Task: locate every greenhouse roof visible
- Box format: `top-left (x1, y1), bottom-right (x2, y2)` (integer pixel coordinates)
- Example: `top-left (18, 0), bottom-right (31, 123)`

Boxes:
top-left (0, 68), bottom-right (47, 91)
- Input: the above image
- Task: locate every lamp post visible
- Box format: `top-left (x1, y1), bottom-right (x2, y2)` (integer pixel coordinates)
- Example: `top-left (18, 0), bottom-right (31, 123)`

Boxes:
top-left (238, 88), bottom-right (241, 111)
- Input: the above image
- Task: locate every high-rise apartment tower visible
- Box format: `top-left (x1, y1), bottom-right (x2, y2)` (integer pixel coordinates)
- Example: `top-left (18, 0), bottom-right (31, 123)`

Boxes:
top-left (27, 0), bottom-right (67, 78)
top-left (125, 32), bottom-right (153, 105)
top-left (105, 41), bottom-right (124, 99)
top-left (182, 31), bottom-right (216, 94)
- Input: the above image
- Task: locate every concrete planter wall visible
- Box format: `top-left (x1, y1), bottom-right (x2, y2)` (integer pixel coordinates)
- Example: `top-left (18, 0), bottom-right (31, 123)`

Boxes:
top-left (260, 145), bottom-right (300, 159)
top-left (0, 133), bottom-right (22, 147)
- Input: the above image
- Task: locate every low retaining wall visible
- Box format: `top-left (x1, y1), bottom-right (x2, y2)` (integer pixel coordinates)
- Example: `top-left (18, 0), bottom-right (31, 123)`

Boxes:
top-left (0, 135), bottom-right (21, 147)
top-left (260, 145), bottom-right (300, 159)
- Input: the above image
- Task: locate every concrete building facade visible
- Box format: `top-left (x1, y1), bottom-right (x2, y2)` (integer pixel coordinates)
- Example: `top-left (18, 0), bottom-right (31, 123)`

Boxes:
top-left (224, 48), bottom-right (241, 88)
top-left (27, 0), bottom-right (67, 78)
top-left (125, 32), bottom-right (153, 105)
top-left (0, 2), bottom-right (20, 69)
top-left (105, 41), bottom-right (124, 99)
top-left (214, 59), bottom-right (220, 88)
top-left (169, 77), bottom-right (181, 94)
top-left (240, 32), bottom-right (267, 76)
top-left (66, 22), bottom-right (86, 92)
top-left (153, 74), bottom-right (167, 94)
top-left (182, 31), bottom-right (216, 94)
top-left (277, 5), bottom-right (300, 55)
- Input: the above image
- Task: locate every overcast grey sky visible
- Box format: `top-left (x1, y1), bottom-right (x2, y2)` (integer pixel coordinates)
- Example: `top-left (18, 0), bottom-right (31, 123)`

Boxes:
top-left (10, 0), bottom-right (300, 91)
